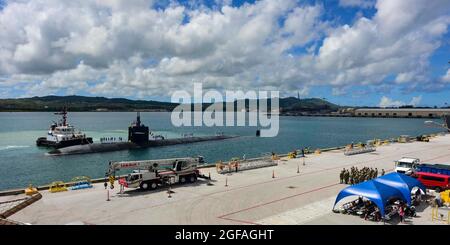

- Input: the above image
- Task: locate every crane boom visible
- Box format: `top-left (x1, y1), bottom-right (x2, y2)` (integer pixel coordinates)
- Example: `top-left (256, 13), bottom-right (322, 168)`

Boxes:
top-left (107, 156), bottom-right (203, 177)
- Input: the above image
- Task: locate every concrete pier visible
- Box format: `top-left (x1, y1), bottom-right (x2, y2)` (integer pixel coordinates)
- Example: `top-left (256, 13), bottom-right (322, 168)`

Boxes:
top-left (2, 133), bottom-right (449, 225)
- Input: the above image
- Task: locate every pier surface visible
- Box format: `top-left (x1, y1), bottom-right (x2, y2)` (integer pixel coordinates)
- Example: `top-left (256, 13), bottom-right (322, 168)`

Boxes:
top-left (2, 134), bottom-right (449, 225)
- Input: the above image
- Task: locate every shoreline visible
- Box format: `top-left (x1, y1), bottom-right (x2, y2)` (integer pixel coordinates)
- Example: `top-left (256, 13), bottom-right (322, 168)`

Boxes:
top-left (1, 131), bottom-right (445, 196)
top-left (1, 132), bottom-right (449, 224)
top-left (0, 110), bottom-right (445, 119)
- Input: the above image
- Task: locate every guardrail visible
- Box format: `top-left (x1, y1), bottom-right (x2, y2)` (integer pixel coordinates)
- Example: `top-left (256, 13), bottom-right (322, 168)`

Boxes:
top-left (216, 158), bottom-right (277, 174)
top-left (344, 146), bottom-right (376, 156)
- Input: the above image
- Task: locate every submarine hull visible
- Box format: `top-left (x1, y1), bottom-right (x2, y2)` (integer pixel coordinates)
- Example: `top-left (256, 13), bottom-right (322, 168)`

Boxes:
top-left (48, 135), bottom-right (236, 156)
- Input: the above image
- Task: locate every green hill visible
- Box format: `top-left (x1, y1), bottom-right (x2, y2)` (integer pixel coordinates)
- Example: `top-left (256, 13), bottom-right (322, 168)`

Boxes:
top-left (0, 95), bottom-right (340, 113)
top-left (0, 95), bottom-right (177, 112)
top-left (280, 97), bottom-right (340, 113)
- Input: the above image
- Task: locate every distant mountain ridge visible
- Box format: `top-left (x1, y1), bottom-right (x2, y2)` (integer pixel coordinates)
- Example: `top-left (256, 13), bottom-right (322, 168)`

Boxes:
top-left (0, 95), bottom-right (340, 113)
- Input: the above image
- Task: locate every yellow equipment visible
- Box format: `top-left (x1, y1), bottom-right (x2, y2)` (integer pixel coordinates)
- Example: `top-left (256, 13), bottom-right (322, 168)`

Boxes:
top-left (288, 152), bottom-right (297, 159)
top-left (109, 175), bottom-right (115, 189)
top-left (24, 184), bottom-right (38, 196)
top-left (441, 190), bottom-right (450, 204)
top-left (49, 181), bottom-right (68, 193)
top-left (315, 149), bottom-right (321, 155)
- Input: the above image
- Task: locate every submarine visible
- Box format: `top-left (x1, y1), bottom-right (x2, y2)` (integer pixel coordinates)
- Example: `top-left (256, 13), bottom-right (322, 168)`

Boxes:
top-left (48, 112), bottom-right (236, 156)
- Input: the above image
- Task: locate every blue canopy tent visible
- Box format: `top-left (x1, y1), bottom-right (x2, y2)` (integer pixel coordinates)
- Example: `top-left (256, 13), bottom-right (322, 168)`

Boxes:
top-left (373, 172), bottom-right (426, 206)
top-left (333, 180), bottom-right (404, 217)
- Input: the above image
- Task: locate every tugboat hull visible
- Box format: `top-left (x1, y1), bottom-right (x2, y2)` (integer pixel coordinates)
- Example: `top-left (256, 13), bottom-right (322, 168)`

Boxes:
top-left (36, 137), bottom-right (93, 149)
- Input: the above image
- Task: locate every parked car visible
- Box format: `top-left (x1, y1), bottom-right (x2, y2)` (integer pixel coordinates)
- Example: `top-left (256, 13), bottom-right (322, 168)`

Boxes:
top-left (395, 157), bottom-right (420, 175)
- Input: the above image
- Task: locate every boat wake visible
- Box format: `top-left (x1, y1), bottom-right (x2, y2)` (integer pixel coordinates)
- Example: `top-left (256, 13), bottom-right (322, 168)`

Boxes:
top-left (107, 129), bottom-right (127, 133)
top-left (0, 145), bottom-right (30, 151)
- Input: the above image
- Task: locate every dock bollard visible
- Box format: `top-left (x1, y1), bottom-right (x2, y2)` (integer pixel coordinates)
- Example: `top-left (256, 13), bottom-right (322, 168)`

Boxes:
top-left (107, 189), bottom-right (110, 201)
top-left (272, 170), bottom-right (275, 178)
top-left (297, 164), bottom-right (300, 174)
top-left (225, 177), bottom-right (228, 187)
top-left (303, 157), bottom-right (306, 166)
top-left (168, 186), bottom-right (172, 198)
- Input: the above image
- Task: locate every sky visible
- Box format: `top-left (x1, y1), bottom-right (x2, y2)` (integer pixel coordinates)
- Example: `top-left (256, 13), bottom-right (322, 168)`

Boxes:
top-left (0, 0), bottom-right (449, 107)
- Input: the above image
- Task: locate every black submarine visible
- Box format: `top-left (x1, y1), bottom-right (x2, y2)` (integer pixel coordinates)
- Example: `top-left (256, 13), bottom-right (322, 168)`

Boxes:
top-left (48, 112), bottom-right (236, 156)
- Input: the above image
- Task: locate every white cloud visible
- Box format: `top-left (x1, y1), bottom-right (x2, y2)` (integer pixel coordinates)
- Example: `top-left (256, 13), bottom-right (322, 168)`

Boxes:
top-left (379, 96), bottom-right (405, 108)
top-left (410, 95), bottom-right (422, 106)
top-left (442, 69), bottom-right (450, 83)
top-left (0, 0), bottom-right (448, 99)
top-left (395, 72), bottom-right (415, 84)
top-left (378, 95), bottom-right (422, 108)
top-left (317, 0), bottom-right (450, 91)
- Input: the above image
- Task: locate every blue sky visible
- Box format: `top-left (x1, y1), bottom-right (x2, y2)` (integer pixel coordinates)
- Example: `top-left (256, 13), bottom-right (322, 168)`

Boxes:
top-left (0, 0), bottom-right (449, 107)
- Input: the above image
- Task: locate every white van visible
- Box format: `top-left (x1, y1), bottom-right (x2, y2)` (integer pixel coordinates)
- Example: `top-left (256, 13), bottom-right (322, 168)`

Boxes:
top-left (395, 157), bottom-right (420, 175)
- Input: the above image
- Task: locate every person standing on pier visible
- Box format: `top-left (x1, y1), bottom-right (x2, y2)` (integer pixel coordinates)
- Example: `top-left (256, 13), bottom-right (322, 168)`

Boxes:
top-left (381, 169), bottom-right (385, 176)
top-left (340, 169), bottom-right (345, 184)
top-left (344, 170), bottom-right (349, 184)
top-left (399, 205), bottom-right (405, 223)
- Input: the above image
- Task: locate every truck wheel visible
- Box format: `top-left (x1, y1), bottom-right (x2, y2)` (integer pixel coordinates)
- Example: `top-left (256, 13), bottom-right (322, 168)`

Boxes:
top-left (180, 176), bottom-right (187, 184)
top-left (150, 182), bottom-right (158, 190)
top-left (435, 187), bottom-right (441, 193)
top-left (189, 175), bottom-right (197, 183)
top-left (140, 182), bottom-right (149, 190)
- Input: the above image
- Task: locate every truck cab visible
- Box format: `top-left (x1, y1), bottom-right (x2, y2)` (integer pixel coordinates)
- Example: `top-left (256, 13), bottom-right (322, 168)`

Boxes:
top-left (110, 157), bottom-right (203, 191)
top-left (125, 171), bottom-right (157, 189)
top-left (395, 158), bottom-right (420, 175)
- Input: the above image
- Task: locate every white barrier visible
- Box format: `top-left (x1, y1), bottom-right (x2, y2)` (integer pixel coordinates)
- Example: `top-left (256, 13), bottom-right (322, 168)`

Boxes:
top-left (217, 158), bottom-right (277, 174)
top-left (344, 146), bottom-right (376, 156)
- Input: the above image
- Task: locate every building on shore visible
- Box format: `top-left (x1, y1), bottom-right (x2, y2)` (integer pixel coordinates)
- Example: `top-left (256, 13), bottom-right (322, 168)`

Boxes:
top-left (352, 108), bottom-right (450, 118)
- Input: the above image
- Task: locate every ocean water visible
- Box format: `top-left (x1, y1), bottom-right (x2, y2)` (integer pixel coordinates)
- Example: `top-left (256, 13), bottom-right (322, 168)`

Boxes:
top-left (0, 112), bottom-right (445, 191)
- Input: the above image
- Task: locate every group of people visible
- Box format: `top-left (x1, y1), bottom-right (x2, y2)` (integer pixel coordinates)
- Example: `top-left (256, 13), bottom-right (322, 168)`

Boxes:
top-left (340, 166), bottom-right (385, 185)
top-left (100, 137), bottom-right (123, 143)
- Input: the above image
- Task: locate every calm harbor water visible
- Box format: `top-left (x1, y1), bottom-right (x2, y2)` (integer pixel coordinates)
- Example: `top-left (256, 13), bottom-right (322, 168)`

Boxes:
top-left (0, 112), bottom-right (445, 191)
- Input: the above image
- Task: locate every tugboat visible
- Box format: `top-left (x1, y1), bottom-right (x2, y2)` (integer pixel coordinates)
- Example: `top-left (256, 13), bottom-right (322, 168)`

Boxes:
top-left (36, 107), bottom-right (93, 148)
